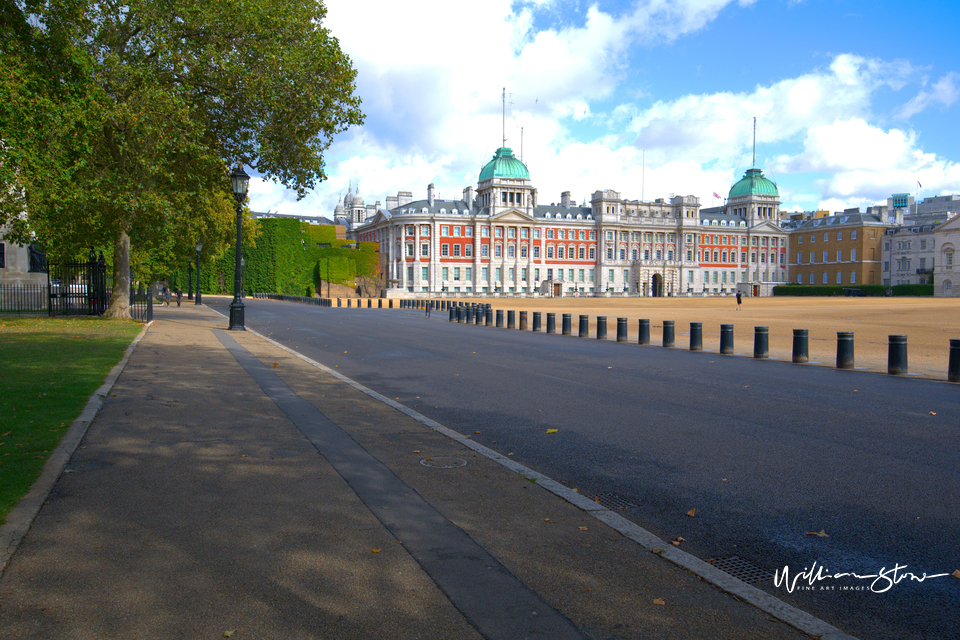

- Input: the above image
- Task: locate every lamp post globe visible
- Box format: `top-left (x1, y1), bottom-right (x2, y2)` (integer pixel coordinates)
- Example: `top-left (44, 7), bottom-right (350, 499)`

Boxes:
top-left (195, 241), bottom-right (203, 305)
top-left (228, 165), bottom-right (250, 330)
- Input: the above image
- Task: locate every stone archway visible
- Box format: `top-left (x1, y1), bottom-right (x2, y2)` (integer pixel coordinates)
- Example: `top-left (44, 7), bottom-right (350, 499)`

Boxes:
top-left (652, 273), bottom-right (664, 297)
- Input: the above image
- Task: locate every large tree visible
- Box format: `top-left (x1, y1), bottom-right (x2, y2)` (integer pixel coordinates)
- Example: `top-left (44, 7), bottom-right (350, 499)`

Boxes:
top-left (0, 0), bottom-right (363, 316)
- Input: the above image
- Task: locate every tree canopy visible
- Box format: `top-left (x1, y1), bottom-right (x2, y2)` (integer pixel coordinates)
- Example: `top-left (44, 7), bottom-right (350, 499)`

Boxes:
top-left (0, 0), bottom-right (363, 316)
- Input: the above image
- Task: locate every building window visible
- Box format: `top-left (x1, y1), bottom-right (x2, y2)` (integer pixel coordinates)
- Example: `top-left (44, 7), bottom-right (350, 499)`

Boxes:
top-left (420, 225), bottom-right (430, 235)
top-left (465, 245), bottom-right (473, 257)
top-left (851, 249), bottom-right (856, 261)
top-left (589, 247), bottom-right (596, 259)
top-left (482, 227), bottom-right (490, 237)
top-left (836, 271), bottom-right (842, 284)
top-left (421, 244), bottom-right (430, 257)
top-left (823, 272), bottom-right (828, 284)
top-left (441, 244), bottom-right (449, 256)
top-left (852, 230), bottom-right (857, 240)
top-left (509, 228), bottom-right (517, 239)
top-left (466, 267), bottom-right (472, 280)
top-left (465, 227), bottom-right (473, 237)
top-left (578, 269), bottom-right (585, 282)
top-left (533, 246), bottom-right (540, 258)
top-left (851, 271), bottom-right (856, 284)
top-left (421, 267), bottom-right (428, 281)
top-left (495, 227), bottom-right (503, 238)
top-left (406, 244), bottom-right (414, 257)
top-left (441, 226), bottom-right (449, 236)
top-left (558, 246), bottom-right (565, 259)
top-left (798, 273), bottom-right (803, 284)
top-left (508, 245), bottom-right (515, 258)
top-left (606, 247), bottom-right (613, 260)
top-left (453, 244), bottom-right (461, 257)
top-left (495, 245), bottom-right (502, 258)
top-left (837, 249), bottom-right (842, 262)
top-left (823, 251), bottom-right (828, 263)
top-left (481, 245), bottom-right (489, 258)
top-left (453, 227), bottom-right (461, 237)
top-left (619, 248), bottom-right (626, 260)
top-left (534, 229), bottom-right (541, 239)
top-left (837, 232), bottom-right (843, 241)
top-left (824, 233), bottom-right (829, 242)
top-left (521, 228), bottom-right (529, 239)
top-left (442, 267), bottom-right (449, 280)
top-left (547, 246), bottom-right (555, 259)
top-left (811, 234), bottom-right (815, 243)
top-left (521, 245), bottom-right (528, 258)
top-left (454, 267), bottom-right (461, 281)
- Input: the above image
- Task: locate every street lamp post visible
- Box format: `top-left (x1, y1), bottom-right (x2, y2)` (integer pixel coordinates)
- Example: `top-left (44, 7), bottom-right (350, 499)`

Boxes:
top-left (240, 257), bottom-right (246, 298)
top-left (228, 165), bottom-right (250, 330)
top-left (195, 241), bottom-right (202, 305)
top-left (187, 263), bottom-right (193, 300)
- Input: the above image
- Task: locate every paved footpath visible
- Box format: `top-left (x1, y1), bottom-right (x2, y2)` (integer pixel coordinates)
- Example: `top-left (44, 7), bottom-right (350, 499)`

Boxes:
top-left (0, 305), bottom-right (853, 640)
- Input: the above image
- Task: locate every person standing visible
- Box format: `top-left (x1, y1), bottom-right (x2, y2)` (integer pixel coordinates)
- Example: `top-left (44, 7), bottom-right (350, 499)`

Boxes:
top-left (736, 290), bottom-right (742, 311)
top-left (176, 288), bottom-right (182, 306)
top-left (425, 301), bottom-right (431, 318)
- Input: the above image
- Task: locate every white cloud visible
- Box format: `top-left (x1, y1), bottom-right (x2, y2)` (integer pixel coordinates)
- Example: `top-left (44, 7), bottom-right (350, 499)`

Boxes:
top-left (248, 2), bottom-right (960, 220)
top-left (896, 72), bottom-right (960, 119)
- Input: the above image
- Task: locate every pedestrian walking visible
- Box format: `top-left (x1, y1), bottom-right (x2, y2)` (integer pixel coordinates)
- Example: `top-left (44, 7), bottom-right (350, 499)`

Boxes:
top-left (164, 287), bottom-right (171, 306)
top-left (425, 302), bottom-right (431, 318)
top-left (736, 291), bottom-right (742, 311)
top-left (176, 288), bottom-right (182, 306)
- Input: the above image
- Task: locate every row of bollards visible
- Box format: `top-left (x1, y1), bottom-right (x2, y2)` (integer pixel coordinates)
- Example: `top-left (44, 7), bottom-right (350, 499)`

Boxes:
top-left (397, 300), bottom-right (960, 382)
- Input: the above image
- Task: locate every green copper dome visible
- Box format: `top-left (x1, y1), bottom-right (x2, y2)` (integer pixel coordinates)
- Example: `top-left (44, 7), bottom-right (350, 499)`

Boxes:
top-left (728, 168), bottom-right (778, 198)
top-left (479, 147), bottom-right (530, 182)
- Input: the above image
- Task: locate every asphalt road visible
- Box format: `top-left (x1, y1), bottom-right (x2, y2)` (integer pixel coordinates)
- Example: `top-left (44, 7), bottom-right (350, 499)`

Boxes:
top-left (210, 297), bottom-right (960, 640)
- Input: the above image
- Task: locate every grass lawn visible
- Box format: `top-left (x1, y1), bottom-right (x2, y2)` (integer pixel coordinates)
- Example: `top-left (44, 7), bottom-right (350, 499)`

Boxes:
top-left (0, 316), bottom-right (143, 525)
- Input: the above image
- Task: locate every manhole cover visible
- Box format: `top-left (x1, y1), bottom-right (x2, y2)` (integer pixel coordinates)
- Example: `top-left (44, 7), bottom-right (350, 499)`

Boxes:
top-left (419, 457), bottom-right (467, 468)
top-left (708, 556), bottom-right (771, 583)
top-left (594, 492), bottom-right (637, 510)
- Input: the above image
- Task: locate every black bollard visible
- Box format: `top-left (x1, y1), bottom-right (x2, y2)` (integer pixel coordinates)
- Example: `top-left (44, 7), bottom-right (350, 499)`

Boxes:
top-left (466, 306), bottom-right (474, 323)
top-left (379, 299), bottom-right (383, 308)
top-left (579, 315), bottom-right (589, 338)
top-left (720, 324), bottom-right (734, 355)
top-left (533, 311), bottom-right (542, 332)
top-left (562, 314), bottom-right (572, 336)
top-left (949, 339), bottom-right (960, 383)
top-left (458, 307), bottom-right (465, 323)
top-left (792, 329), bottom-right (809, 364)
top-left (597, 316), bottom-right (607, 340)
top-left (475, 307), bottom-right (483, 325)
top-left (337, 298), bottom-right (341, 307)
top-left (888, 335), bottom-right (908, 375)
top-left (837, 331), bottom-right (854, 369)
top-left (690, 322), bottom-right (702, 351)
top-left (754, 326), bottom-right (769, 359)
top-left (496, 309), bottom-right (504, 328)
top-left (389, 300), bottom-right (394, 308)
top-left (547, 313), bottom-right (556, 334)
top-left (485, 307), bottom-right (493, 326)
top-left (520, 311), bottom-right (528, 331)
top-left (638, 319), bottom-right (650, 345)
top-left (617, 317), bottom-right (627, 342)
top-left (663, 320), bottom-right (675, 348)
top-left (449, 306), bottom-right (455, 322)
top-left (508, 310), bottom-right (516, 329)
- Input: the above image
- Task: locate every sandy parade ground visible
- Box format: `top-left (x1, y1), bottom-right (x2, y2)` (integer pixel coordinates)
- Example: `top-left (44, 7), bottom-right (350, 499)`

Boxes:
top-left (430, 295), bottom-right (960, 382)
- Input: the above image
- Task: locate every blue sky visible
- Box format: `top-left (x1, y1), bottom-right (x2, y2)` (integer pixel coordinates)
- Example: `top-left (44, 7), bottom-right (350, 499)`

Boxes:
top-left (249, 0), bottom-right (960, 217)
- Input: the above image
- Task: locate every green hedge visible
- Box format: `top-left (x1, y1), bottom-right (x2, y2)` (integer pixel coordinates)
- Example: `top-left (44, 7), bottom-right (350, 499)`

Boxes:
top-left (774, 284), bottom-right (933, 297)
top-left (166, 219), bottom-right (381, 297)
top-left (774, 285), bottom-right (883, 296)
top-left (890, 284), bottom-right (934, 296)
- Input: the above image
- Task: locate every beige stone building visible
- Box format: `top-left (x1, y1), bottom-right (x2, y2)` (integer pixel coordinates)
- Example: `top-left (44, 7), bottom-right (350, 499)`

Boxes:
top-left (933, 215), bottom-right (960, 297)
top-left (788, 212), bottom-right (889, 286)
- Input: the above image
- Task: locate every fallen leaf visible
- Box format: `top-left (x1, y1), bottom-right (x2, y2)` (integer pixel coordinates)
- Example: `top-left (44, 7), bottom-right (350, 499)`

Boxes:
top-left (686, 509), bottom-right (696, 517)
top-left (412, 450), bottom-right (420, 454)
top-left (651, 548), bottom-right (664, 555)
top-left (1, 432), bottom-right (10, 437)
top-left (272, 362), bottom-right (278, 368)
top-left (371, 548), bottom-right (381, 553)
top-left (721, 478), bottom-right (727, 482)
top-left (653, 598), bottom-right (665, 605)
top-left (223, 632), bottom-right (235, 638)
top-left (544, 518), bottom-right (551, 522)
top-left (806, 530), bottom-right (829, 537)
top-left (578, 526), bottom-right (588, 531)
top-left (475, 431), bottom-right (481, 434)
top-left (952, 570), bottom-right (960, 579)
top-left (546, 428), bottom-right (558, 434)
top-left (930, 411), bottom-right (936, 416)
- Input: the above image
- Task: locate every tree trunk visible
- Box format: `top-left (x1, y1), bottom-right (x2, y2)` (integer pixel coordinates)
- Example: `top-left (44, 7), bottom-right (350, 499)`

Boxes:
top-left (103, 227), bottom-right (132, 318)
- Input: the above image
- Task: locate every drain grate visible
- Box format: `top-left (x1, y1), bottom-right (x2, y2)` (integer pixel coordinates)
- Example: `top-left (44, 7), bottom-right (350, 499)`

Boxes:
top-left (594, 492), bottom-right (637, 510)
top-left (419, 457), bottom-right (467, 468)
top-left (708, 556), bottom-right (771, 583)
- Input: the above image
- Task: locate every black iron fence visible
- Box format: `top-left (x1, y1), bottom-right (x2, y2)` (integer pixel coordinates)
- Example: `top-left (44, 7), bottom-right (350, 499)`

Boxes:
top-left (48, 252), bottom-right (109, 316)
top-left (1, 250), bottom-right (151, 321)
top-left (0, 283), bottom-right (47, 316)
